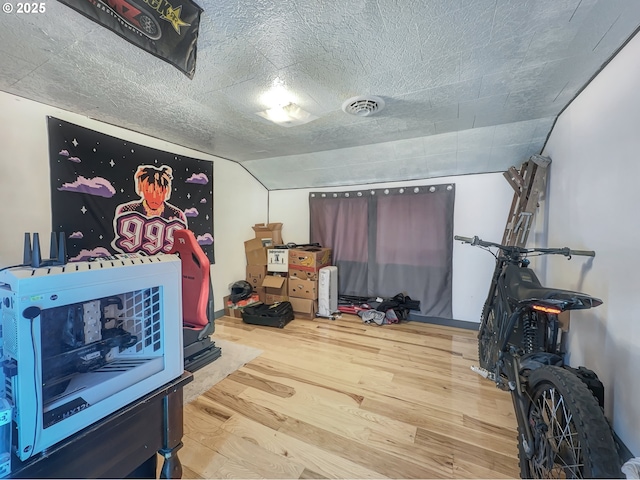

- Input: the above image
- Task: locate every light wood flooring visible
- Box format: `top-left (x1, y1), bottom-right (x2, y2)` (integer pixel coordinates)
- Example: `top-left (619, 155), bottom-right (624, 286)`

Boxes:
top-left (178, 314), bottom-right (520, 479)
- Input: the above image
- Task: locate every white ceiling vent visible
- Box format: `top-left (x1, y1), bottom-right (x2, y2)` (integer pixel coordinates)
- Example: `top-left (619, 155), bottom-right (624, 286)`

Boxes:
top-left (342, 96), bottom-right (385, 117)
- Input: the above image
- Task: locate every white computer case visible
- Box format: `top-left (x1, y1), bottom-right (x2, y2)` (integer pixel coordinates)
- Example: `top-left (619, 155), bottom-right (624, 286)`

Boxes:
top-left (0, 255), bottom-right (183, 461)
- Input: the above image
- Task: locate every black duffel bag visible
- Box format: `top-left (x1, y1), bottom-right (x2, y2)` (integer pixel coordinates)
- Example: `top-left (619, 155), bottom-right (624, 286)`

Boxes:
top-left (241, 301), bottom-right (295, 328)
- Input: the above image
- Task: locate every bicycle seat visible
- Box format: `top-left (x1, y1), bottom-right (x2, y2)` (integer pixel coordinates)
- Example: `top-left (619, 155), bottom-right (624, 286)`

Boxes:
top-left (504, 265), bottom-right (602, 310)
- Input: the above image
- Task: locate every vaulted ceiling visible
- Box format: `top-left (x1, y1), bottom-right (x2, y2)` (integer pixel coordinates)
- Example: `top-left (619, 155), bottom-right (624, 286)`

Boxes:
top-left (1, 1), bottom-right (639, 189)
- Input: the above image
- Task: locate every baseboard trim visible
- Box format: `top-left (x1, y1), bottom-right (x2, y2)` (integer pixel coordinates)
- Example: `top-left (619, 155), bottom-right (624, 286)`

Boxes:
top-left (214, 309), bottom-right (225, 319)
top-left (407, 313), bottom-right (479, 331)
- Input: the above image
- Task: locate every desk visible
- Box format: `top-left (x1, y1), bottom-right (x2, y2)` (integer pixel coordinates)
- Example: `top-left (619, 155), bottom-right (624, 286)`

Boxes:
top-left (11, 371), bottom-right (193, 479)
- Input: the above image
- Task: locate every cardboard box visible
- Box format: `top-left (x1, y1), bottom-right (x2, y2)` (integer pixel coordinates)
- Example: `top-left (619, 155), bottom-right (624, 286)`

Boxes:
top-left (288, 276), bottom-right (318, 300)
top-left (262, 274), bottom-right (288, 298)
top-left (265, 293), bottom-right (288, 304)
top-left (245, 238), bottom-right (268, 265)
top-left (288, 247), bottom-right (331, 272)
top-left (246, 265), bottom-right (268, 288)
top-left (267, 248), bottom-right (289, 272)
top-left (252, 223), bottom-right (283, 246)
top-left (226, 292), bottom-right (260, 308)
top-left (289, 297), bottom-right (317, 319)
top-left (254, 286), bottom-right (266, 303)
top-left (223, 295), bottom-right (240, 318)
top-left (287, 267), bottom-right (318, 281)
top-left (225, 306), bottom-right (243, 318)
top-left (262, 273), bottom-right (287, 302)
top-left (223, 293), bottom-right (261, 318)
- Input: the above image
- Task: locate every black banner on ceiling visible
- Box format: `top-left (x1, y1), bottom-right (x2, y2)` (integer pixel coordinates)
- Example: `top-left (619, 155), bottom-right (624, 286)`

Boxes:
top-left (57, 0), bottom-right (203, 78)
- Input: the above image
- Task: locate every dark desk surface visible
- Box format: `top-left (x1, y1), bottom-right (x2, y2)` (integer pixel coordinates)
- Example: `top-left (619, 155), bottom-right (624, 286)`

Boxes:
top-left (11, 371), bottom-right (193, 479)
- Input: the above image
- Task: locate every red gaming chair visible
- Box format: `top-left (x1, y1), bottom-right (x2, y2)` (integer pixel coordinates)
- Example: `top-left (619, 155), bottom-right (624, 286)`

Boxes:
top-left (170, 229), bottom-right (221, 372)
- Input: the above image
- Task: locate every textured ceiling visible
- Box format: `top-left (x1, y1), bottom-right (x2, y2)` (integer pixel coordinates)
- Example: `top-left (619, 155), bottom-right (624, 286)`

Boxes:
top-left (1, 0), bottom-right (639, 189)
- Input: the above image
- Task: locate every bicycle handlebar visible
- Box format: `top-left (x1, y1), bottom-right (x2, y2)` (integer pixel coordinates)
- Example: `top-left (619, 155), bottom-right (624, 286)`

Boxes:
top-left (534, 247), bottom-right (595, 257)
top-left (454, 235), bottom-right (474, 244)
top-left (454, 235), bottom-right (595, 257)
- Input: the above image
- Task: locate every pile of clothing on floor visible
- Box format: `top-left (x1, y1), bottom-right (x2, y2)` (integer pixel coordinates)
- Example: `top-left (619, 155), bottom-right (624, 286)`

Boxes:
top-left (338, 293), bottom-right (420, 325)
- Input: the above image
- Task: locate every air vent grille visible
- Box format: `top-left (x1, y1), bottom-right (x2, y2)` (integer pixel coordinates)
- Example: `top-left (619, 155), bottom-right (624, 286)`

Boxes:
top-left (342, 96), bottom-right (385, 117)
top-left (2, 311), bottom-right (18, 358)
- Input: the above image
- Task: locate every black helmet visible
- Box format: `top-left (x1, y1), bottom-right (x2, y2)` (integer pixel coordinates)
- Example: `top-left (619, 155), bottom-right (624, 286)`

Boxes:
top-left (230, 280), bottom-right (253, 303)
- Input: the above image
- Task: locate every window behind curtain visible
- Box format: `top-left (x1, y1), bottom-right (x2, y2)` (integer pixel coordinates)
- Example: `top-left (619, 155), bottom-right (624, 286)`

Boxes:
top-left (309, 185), bottom-right (455, 318)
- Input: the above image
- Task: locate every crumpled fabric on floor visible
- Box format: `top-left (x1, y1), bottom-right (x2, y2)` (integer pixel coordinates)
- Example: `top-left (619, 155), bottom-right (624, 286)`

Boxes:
top-left (622, 458), bottom-right (640, 479)
top-left (358, 309), bottom-right (385, 325)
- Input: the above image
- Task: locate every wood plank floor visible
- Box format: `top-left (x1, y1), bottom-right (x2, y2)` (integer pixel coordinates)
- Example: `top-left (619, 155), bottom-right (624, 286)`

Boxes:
top-left (178, 314), bottom-right (520, 479)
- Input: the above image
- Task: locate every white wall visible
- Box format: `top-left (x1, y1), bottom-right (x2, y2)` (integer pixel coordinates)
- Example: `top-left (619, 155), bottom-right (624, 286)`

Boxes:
top-left (0, 91), bottom-right (268, 312)
top-left (269, 173), bottom-right (513, 323)
top-left (539, 32), bottom-right (640, 455)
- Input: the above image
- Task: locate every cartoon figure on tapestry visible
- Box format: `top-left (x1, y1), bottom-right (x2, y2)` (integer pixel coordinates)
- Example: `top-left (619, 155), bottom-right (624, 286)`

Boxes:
top-left (112, 165), bottom-right (188, 255)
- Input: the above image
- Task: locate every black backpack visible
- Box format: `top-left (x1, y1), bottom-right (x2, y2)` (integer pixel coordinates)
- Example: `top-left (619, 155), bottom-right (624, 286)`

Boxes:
top-left (376, 293), bottom-right (420, 321)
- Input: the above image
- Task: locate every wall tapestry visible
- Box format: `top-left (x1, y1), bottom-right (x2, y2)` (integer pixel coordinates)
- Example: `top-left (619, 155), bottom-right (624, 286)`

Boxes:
top-left (57, 0), bottom-right (203, 78)
top-left (48, 117), bottom-right (214, 263)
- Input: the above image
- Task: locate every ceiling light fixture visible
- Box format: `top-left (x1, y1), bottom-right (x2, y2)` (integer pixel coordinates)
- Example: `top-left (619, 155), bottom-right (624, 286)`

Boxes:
top-left (256, 102), bottom-right (318, 127)
top-left (256, 77), bottom-right (318, 127)
top-left (260, 77), bottom-right (294, 108)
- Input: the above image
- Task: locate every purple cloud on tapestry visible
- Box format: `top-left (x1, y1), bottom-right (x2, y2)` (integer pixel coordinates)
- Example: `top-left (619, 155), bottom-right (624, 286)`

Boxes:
top-left (69, 247), bottom-right (111, 262)
top-left (69, 231), bottom-right (84, 239)
top-left (184, 208), bottom-right (199, 217)
top-left (58, 176), bottom-right (116, 198)
top-left (186, 173), bottom-right (209, 184)
top-left (197, 233), bottom-right (213, 245)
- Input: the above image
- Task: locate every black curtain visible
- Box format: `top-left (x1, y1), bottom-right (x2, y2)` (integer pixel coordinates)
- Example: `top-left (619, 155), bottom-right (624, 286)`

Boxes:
top-left (310, 184), bottom-right (455, 318)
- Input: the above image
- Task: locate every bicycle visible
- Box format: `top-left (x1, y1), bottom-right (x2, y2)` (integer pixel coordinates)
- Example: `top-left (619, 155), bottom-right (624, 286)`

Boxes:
top-left (454, 235), bottom-right (621, 478)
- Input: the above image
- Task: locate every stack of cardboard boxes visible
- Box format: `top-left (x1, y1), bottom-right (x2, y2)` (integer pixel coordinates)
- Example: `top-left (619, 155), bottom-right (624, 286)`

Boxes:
top-left (225, 223), bottom-right (286, 318)
top-left (244, 223), bottom-right (289, 304)
top-left (287, 246), bottom-right (332, 319)
top-left (229, 224), bottom-right (333, 321)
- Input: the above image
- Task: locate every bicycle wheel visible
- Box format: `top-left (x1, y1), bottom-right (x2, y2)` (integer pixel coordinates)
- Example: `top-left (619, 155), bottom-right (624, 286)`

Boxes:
top-left (519, 365), bottom-right (620, 478)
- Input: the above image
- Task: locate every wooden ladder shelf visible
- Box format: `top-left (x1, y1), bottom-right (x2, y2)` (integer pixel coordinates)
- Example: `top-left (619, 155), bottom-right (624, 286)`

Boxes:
top-left (502, 154), bottom-right (551, 247)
